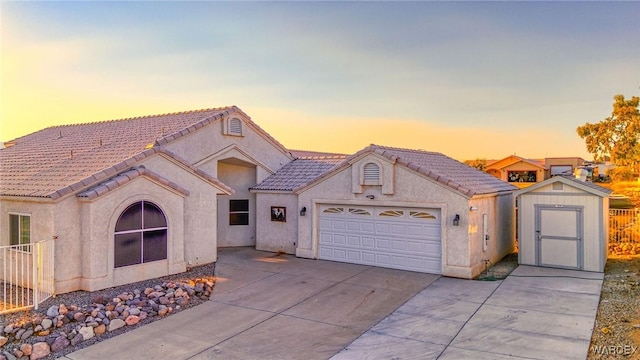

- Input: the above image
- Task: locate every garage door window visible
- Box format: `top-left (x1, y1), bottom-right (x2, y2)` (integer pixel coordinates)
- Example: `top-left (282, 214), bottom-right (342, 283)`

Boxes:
top-left (379, 210), bottom-right (403, 217)
top-left (349, 208), bottom-right (371, 216)
top-left (114, 201), bottom-right (167, 268)
top-left (323, 207), bottom-right (344, 214)
top-left (410, 211), bottom-right (437, 219)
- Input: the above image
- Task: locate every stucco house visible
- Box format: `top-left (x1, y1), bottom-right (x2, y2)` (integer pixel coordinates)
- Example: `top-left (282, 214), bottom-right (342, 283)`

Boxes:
top-left (486, 155), bottom-right (589, 188)
top-left (1, 106), bottom-right (517, 295)
top-left (486, 155), bottom-right (546, 188)
top-left (253, 145), bottom-right (517, 278)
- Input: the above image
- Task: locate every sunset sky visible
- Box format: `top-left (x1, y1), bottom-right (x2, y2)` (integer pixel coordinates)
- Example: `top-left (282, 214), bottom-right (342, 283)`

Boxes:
top-left (1, 1), bottom-right (638, 161)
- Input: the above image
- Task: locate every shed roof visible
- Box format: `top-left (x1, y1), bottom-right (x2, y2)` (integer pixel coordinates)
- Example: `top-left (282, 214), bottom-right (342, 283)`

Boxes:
top-left (0, 106), bottom-right (263, 198)
top-left (293, 145), bottom-right (517, 197)
top-left (515, 176), bottom-right (613, 198)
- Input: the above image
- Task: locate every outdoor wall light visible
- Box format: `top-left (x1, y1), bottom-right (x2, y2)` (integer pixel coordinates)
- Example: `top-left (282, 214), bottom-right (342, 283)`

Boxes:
top-left (453, 214), bottom-right (460, 226)
top-left (300, 207), bottom-right (307, 216)
top-left (366, 194), bottom-right (375, 200)
top-left (469, 206), bottom-right (478, 211)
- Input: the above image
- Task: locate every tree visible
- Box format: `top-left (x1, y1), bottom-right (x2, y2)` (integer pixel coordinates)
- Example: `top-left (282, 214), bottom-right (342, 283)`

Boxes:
top-left (577, 95), bottom-right (640, 169)
top-left (464, 158), bottom-right (487, 171)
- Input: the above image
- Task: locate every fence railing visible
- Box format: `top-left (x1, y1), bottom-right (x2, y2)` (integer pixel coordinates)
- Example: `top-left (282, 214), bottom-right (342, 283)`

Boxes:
top-left (0, 239), bottom-right (55, 314)
top-left (609, 208), bottom-right (640, 255)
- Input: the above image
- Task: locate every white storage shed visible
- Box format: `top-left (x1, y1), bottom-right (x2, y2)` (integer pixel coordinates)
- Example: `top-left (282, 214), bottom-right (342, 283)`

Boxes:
top-left (515, 176), bottom-right (612, 272)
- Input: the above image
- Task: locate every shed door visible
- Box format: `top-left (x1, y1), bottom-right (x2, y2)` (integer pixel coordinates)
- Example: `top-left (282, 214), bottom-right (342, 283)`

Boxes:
top-left (535, 206), bottom-right (583, 270)
top-left (318, 205), bottom-right (441, 274)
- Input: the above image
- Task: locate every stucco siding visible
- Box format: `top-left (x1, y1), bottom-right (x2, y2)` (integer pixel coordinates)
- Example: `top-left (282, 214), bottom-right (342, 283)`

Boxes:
top-left (75, 177), bottom-right (186, 292)
top-left (0, 198), bottom-right (56, 291)
top-left (255, 193), bottom-right (298, 254)
top-left (467, 193), bottom-right (515, 277)
top-left (164, 115), bottom-right (291, 176)
top-left (295, 158), bottom-right (483, 278)
top-left (217, 162), bottom-right (257, 247)
top-left (140, 155), bottom-right (221, 266)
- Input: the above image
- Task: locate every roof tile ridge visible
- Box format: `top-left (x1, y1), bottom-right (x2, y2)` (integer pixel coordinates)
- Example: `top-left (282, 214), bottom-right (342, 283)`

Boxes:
top-left (77, 166), bottom-right (191, 200)
top-left (154, 108), bottom-right (232, 146)
top-left (47, 106), bottom-right (236, 132)
top-left (49, 148), bottom-right (161, 199)
top-left (370, 144), bottom-right (443, 156)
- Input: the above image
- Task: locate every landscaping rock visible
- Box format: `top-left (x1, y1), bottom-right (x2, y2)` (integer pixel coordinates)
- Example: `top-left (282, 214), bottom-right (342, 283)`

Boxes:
top-left (79, 326), bottom-right (94, 341)
top-left (46, 306), bottom-right (59, 318)
top-left (19, 343), bottom-right (32, 356)
top-left (125, 315), bottom-right (140, 326)
top-left (50, 336), bottom-right (70, 352)
top-left (40, 319), bottom-right (52, 331)
top-left (108, 319), bottom-right (125, 332)
top-left (0, 264), bottom-right (215, 359)
top-left (30, 342), bottom-right (50, 360)
top-left (94, 324), bottom-right (106, 335)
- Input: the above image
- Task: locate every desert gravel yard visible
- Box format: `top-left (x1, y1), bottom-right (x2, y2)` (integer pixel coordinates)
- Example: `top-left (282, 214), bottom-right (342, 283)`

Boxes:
top-left (588, 256), bottom-right (640, 359)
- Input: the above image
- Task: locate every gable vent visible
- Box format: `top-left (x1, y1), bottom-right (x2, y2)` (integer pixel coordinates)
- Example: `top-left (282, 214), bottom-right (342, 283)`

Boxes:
top-left (229, 118), bottom-right (242, 135)
top-left (364, 162), bottom-right (380, 182)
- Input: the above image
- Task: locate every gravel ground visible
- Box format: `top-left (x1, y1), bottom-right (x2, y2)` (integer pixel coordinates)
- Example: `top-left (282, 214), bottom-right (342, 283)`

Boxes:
top-left (0, 262), bottom-right (215, 359)
top-left (475, 252), bottom-right (519, 281)
top-left (588, 255), bottom-right (640, 359)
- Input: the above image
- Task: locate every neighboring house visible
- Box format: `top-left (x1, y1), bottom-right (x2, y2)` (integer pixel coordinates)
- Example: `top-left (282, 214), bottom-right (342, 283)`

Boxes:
top-left (544, 157), bottom-right (585, 177)
top-left (486, 155), bottom-right (546, 188)
top-left (486, 155), bottom-right (590, 188)
top-left (1, 106), bottom-right (518, 294)
top-left (254, 145), bottom-right (518, 279)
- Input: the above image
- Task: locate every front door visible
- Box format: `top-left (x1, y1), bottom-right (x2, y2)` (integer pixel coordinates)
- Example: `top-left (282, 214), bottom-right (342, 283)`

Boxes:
top-left (535, 205), bottom-right (583, 270)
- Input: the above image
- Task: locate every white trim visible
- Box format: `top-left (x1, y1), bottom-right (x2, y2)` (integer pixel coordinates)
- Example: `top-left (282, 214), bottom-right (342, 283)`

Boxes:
top-left (193, 144), bottom-right (276, 176)
top-left (308, 198), bottom-right (448, 268)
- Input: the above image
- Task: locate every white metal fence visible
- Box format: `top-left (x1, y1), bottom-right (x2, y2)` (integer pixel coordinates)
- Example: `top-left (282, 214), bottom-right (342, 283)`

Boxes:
top-left (609, 208), bottom-right (640, 255)
top-left (0, 239), bottom-right (55, 314)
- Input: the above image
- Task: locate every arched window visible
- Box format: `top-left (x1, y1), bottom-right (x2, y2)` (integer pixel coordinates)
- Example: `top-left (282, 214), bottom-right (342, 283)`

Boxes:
top-left (114, 201), bottom-right (167, 268)
top-left (363, 162), bottom-right (380, 184)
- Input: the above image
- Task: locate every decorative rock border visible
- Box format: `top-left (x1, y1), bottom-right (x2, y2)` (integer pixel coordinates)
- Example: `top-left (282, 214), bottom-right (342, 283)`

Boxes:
top-left (0, 278), bottom-right (214, 360)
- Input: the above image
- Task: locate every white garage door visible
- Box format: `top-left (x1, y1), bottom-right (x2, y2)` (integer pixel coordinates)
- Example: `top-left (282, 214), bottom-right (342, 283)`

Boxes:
top-left (318, 205), bottom-right (441, 274)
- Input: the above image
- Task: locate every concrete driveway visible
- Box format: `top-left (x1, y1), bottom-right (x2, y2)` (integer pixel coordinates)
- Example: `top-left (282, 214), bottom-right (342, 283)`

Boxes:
top-left (65, 248), bottom-right (603, 360)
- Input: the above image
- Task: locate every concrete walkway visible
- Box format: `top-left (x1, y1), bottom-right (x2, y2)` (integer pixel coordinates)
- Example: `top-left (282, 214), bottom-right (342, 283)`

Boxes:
top-left (64, 248), bottom-right (603, 360)
top-left (333, 265), bottom-right (604, 360)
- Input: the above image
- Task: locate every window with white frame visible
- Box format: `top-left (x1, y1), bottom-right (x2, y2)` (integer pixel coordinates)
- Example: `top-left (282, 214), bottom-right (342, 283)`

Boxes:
top-left (9, 213), bottom-right (30, 251)
top-left (114, 201), bottom-right (167, 268)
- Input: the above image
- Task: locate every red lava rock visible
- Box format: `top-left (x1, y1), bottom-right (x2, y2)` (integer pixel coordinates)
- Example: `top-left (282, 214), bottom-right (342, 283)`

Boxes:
top-left (125, 315), bottom-right (140, 326)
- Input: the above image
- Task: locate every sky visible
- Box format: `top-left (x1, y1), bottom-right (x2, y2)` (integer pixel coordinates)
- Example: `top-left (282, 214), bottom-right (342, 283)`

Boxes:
top-left (1, 1), bottom-right (639, 161)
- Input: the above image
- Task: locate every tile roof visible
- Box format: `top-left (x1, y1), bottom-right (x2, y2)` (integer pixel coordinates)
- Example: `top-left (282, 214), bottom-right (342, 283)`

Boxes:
top-left (289, 149), bottom-right (348, 159)
top-left (0, 107), bottom-right (245, 198)
top-left (77, 166), bottom-right (190, 200)
top-left (486, 155), bottom-right (546, 170)
top-left (252, 155), bottom-right (346, 192)
top-left (294, 145), bottom-right (517, 197)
